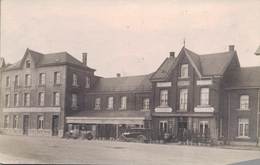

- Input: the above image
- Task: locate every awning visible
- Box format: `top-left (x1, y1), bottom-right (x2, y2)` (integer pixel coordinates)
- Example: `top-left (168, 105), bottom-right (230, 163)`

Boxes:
top-left (66, 117), bottom-right (145, 125)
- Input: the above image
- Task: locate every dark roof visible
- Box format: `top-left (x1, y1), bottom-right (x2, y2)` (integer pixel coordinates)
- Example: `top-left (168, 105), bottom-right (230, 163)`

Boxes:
top-left (5, 49), bottom-right (95, 71)
top-left (151, 47), bottom-right (236, 81)
top-left (91, 74), bottom-right (152, 92)
top-left (224, 66), bottom-right (260, 88)
top-left (69, 110), bottom-right (151, 119)
top-left (150, 56), bottom-right (176, 81)
top-left (255, 46), bottom-right (260, 55)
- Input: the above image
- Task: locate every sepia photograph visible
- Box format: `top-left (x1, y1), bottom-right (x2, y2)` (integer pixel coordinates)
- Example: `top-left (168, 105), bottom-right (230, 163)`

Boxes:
top-left (0, 0), bottom-right (260, 164)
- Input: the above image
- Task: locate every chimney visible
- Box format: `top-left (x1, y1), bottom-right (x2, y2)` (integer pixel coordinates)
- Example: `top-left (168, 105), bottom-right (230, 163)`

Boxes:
top-left (82, 53), bottom-right (87, 66)
top-left (169, 52), bottom-right (175, 58)
top-left (229, 45), bottom-right (235, 52)
top-left (116, 73), bottom-right (121, 77)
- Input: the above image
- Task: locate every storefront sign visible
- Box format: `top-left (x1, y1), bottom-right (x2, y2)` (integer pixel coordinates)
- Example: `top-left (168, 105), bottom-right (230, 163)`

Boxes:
top-left (194, 106), bottom-right (214, 113)
top-left (197, 80), bottom-right (213, 86)
top-left (155, 107), bottom-right (173, 112)
top-left (3, 107), bottom-right (61, 113)
top-left (156, 82), bottom-right (172, 87)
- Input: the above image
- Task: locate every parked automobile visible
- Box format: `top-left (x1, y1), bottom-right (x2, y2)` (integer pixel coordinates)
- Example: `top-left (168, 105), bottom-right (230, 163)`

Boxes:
top-left (65, 129), bottom-right (93, 140)
top-left (119, 128), bottom-right (151, 143)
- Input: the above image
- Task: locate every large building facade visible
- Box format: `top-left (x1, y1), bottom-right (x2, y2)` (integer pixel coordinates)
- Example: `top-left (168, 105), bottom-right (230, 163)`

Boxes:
top-left (0, 46), bottom-right (259, 143)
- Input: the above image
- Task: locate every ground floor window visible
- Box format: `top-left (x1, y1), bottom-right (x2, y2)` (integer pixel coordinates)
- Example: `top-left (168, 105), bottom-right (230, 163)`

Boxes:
top-left (238, 118), bottom-right (249, 137)
top-left (37, 115), bottom-right (44, 129)
top-left (159, 120), bottom-right (168, 134)
top-left (4, 115), bottom-right (9, 128)
top-left (13, 115), bottom-right (18, 129)
top-left (199, 120), bottom-right (209, 137)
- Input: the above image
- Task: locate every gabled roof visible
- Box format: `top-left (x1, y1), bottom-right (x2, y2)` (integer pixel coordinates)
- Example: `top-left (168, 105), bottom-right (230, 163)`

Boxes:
top-left (150, 47), bottom-right (237, 81)
top-left (224, 66), bottom-right (260, 88)
top-left (5, 49), bottom-right (95, 71)
top-left (91, 74), bottom-right (153, 93)
top-left (255, 45), bottom-right (260, 55)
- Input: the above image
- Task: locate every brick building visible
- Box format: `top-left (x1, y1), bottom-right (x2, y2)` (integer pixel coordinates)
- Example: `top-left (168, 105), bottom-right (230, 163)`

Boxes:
top-left (0, 46), bottom-right (259, 143)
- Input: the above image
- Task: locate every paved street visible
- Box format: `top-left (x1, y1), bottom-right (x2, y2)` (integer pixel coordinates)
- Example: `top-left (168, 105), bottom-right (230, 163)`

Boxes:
top-left (0, 135), bottom-right (259, 165)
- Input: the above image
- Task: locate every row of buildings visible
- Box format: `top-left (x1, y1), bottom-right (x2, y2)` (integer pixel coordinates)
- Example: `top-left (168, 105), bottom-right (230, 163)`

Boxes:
top-left (0, 45), bottom-right (259, 144)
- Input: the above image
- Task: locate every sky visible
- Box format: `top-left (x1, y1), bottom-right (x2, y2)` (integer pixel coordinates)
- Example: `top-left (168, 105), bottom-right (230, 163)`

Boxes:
top-left (1, 0), bottom-right (260, 77)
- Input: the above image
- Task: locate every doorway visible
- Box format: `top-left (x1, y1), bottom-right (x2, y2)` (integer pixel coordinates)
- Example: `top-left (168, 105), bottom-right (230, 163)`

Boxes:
top-left (23, 115), bottom-right (29, 135)
top-left (177, 117), bottom-right (188, 140)
top-left (52, 115), bottom-right (59, 136)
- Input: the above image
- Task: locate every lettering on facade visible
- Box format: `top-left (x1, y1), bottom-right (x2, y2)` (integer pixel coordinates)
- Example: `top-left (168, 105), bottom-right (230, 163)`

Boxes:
top-left (197, 79), bottom-right (213, 86)
top-left (156, 82), bottom-right (172, 87)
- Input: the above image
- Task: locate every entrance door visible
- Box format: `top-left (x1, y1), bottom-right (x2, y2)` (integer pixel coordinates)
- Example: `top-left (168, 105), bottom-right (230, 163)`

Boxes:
top-left (177, 117), bottom-right (188, 140)
top-left (52, 115), bottom-right (59, 136)
top-left (23, 115), bottom-right (29, 135)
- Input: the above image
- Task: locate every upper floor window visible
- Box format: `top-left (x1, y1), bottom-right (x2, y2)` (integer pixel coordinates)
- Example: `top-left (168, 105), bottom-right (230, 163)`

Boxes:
top-left (14, 93), bottom-right (19, 107)
top-left (143, 98), bottom-right (150, 110)
top-left (6, 76), bottom-right (10, 87)
top-left (24, 93), bottom-right (30, 106)
top-left (25, 60), bottom-right (31, 68)
top-left (72, 74), bottom-right (78, 86)
top-left (54, 72), bottom-right (61, 85)
top-left (107, 97), bottom-right (114, 109)
top-left (95, 98), bottom-right (101, 110)
top-left (238, 118), bottom-right (249, 137)
top-left (13, 115), bottom-right (18, 129)
top-left (181, 64), bottom-right (189, 78)
top-left (4, 115), bottom-right (9, 128)
top-left (240, 95), bottom-right (249, 110)
top-left (85, 76), bottom-right (90, 88)
top-left (71, 94), bottom-right (78, 108)
top-left (37, 115), bottom-right (44, 129)
top-left (39, 73), bottom-right (46, 85)
top-left (25, 74), bottom-right (31, 86)
top-left (14, 75), bottom-right (19, 87)
top-left (179, 88), bottom-right (188, 111)
top-left (38, 92), bottom-right (45, 106)
top-left (160, 90), bottom-right (168, 106)
top-left (200, 88), bottom-right (209, 106)
top-left (53, 92), bottom-right (60, 106)
top-left (120, 96), bottom-right (127, 110)
top-left (5, 94), bottom-right (10, 107)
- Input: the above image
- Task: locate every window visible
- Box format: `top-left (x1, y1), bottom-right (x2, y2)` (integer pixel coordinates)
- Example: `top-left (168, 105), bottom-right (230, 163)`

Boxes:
top-left (85, 76), bottom-right (90, 88)
top-left (180, 89), bottom-right (188, 111)
top-left (24, 93), bottom-right (30, 106)
top-left (25, 74), bottom-right (31, 86)
top-left (199, 121), bottom-right (209, 137)
top-left (160, 90), bottom-right (168, 106)
top-left (14, 93), bottom-right (19, 106)
top-left (53, 92), bottom-right (60, 106)
top-left (238, 118), bottom-right (249, 137)
top-left (39, 73), bottom-right (46, 85)
top-left (5, 94), bottom-right (10, 107)
top-left (54, 72), bottom-right (61, 85)
top-left (107, 97), bottom-right (113, 109)
top-left (25, 60), bottom-right (31, 68)
top-left (6, 76), bottom-right (10, 87)
top-left (14, 75), bottom-right (19, 87)
top-left (159, 121), bottom-right (168, 134)
top-left (143, 98), bottom-right (150, 110)
top-left (95, 98), bottom-right (101, 110)
top-left (72, 74), bottom-right (78, 86)
top-left (120, 96), bottom-right (127, 110)
top-left (13, 115), bottom-right (18, 129)
top-left (4, 115), bottom-right (9, 128)
top-left (71, 94), bottom-right (78, 108)
top-left (38, 92), bottom-right (45, 106)
top-left (181, 64), bottom-right (189, 78)
top-left (240, 95), bottom-right (249, 110)
top-left (200, 88), bottom-right (209, 105)
top-left (37, 115), bottom-right (44, 129)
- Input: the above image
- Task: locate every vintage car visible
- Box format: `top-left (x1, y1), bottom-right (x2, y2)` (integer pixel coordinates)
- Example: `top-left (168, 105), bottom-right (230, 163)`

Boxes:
top-left (119, 128), bottom-right (151, 143)
top-left (64, 129), bottom-right (94, 140)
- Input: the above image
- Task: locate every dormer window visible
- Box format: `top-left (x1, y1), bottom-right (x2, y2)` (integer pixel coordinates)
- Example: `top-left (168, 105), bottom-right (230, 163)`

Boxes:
top-left (26, 60), bottom-right (31, 68)
top-left (181, 64), bottom-right (189, 78)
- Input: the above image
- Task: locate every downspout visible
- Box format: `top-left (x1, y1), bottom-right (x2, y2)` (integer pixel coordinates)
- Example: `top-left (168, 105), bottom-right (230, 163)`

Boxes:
top-left (256, 88), bottom-right (260, 145)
